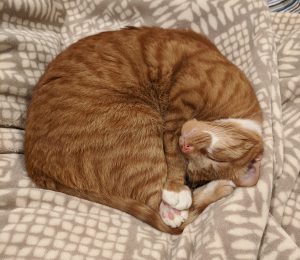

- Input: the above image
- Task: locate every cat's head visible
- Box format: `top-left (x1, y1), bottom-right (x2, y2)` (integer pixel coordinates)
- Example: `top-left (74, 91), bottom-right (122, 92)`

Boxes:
top-left (179, 118), bottom-right (263, 187)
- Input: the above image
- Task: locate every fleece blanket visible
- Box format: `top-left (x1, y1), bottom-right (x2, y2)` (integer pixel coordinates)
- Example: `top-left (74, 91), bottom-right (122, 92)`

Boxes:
top-left (0, 0), bottom-right (300, 259)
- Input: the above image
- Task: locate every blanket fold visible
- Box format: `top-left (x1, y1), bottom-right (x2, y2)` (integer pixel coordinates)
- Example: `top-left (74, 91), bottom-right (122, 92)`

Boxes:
top-left (0, 0), bottom-right (299, 259)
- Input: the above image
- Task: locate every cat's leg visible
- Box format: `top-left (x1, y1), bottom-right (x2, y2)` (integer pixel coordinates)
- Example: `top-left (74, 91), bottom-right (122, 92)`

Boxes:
top-left (193, 180), bottom-right (236, 207)
top-left (161, 80), bottom-right (204, 212)
top-left (162, 130), bottom-right (192, 211)
top-left (161, 90), bottom-right (200, 211)
top-left (159, 144), bottom-right (191, 228)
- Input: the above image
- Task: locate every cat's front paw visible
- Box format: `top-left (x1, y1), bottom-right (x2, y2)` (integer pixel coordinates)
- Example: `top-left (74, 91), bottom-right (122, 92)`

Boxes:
top-left (212, 180), bottom-right (236, 199)
top-left (162, 183), bottom-right (192, 210)
top-left (194, 180), bottom-right (235, 201)
top-left (159, 201), bottom-right (188, 228)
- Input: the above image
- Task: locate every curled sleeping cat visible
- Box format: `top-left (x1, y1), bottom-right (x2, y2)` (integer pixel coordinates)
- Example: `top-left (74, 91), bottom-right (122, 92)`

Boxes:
top-left (24, 27), bottom-right (263, 235)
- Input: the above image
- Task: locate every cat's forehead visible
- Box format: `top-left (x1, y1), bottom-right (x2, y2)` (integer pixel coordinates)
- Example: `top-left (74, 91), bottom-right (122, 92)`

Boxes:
top-left (181, 119), bottom-right (211, 135)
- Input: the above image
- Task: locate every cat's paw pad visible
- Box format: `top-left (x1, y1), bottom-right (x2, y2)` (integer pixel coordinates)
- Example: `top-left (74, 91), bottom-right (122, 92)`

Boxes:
top-left (208, 180), bottom-right (236, 199)
top-left (162, 185), bottom-right (192, 210)
top-left (159, 201), bottom-right (188, 228)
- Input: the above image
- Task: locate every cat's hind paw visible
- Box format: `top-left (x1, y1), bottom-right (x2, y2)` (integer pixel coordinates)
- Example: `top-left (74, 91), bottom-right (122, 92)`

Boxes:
top-left (159, 201), bottom-right (188, 228)
top-left (162, 184), bottom-right (192, 210)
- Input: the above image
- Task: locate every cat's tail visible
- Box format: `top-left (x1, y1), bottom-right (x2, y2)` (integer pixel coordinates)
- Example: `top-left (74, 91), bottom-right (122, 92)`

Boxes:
top-left (50, 181), bottom-right (184, 235)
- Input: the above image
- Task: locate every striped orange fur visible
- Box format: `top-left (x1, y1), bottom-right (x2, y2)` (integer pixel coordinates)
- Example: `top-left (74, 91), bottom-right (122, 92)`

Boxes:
top-left (25, 27), bottom-right (263, 234)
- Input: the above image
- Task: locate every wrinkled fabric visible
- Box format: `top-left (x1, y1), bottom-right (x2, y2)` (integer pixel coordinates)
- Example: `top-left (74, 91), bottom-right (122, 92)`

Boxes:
top-left (0, 0), bottom-right (300, 259)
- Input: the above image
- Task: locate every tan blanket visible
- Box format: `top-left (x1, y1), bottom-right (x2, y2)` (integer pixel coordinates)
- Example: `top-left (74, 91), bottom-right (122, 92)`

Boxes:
top-left (1, 0), bottom-right (300, 259)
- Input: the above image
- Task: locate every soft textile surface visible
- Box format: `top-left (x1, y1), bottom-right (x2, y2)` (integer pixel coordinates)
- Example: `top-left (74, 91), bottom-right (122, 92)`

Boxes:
top-left (1, 0), bottom-right (300, 259)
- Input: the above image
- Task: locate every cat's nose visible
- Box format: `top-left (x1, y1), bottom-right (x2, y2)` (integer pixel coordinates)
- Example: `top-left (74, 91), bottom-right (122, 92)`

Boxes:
top-left (182, 144), bottom-right (193, 153)
top-left (179, 137), bottom-right (193, 153)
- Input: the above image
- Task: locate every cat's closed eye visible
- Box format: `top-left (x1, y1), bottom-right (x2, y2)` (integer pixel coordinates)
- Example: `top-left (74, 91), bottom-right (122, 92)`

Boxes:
top-left (206, 152), bottom-right (228, 163)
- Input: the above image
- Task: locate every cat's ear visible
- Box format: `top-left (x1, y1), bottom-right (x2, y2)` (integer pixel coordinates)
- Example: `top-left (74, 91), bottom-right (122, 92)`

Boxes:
top-left (207, 129), bottom-right (263, 165)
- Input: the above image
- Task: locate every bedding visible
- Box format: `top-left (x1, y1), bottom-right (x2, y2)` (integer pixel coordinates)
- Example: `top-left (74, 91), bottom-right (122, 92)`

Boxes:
top-left (0, 0), bottom-right (300, 259)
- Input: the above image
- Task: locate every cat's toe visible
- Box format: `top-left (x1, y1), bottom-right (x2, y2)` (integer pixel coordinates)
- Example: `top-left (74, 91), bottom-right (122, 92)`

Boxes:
top-left (162, 185), bottom-right (192, 210)
top-left (215, 180), bottom-right (236, 198)
top-left (204, 180), bottom-right (235, 191)
top-left (159, 201), bottom-right (188, 228)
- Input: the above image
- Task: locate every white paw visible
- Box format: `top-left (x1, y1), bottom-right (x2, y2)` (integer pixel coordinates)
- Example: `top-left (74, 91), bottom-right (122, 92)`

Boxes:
top-left (162, 186), bottom-right (192, 210)
top-left (159, 201), bottom-right (188, 228)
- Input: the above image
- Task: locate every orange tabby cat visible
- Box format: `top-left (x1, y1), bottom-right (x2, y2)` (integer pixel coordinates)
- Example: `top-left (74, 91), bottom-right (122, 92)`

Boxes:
top-left (24, 27), bottom-right (263, 234)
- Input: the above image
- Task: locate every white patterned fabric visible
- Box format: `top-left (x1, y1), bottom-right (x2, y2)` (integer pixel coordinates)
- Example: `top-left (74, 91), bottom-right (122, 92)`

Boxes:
top-left (0, 0), bottom-right (300, 259)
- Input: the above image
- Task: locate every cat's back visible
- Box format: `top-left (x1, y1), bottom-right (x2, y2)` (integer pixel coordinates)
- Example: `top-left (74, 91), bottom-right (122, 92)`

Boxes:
top-left (25, 28), bottom-right (218, 191)
top-left (27, 27), bottom-right (223, 133)
top-left (36, 27), bottom-right (219, 94)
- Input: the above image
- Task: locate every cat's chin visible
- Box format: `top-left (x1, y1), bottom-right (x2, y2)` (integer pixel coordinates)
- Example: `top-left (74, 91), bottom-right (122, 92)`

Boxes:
top-left (234, 160), bottom-right (261, 187)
